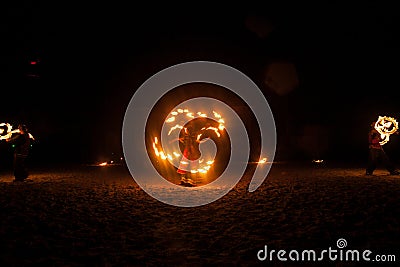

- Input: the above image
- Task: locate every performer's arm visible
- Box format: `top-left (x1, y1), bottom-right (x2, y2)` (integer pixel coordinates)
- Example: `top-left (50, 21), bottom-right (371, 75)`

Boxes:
top-left (6, 135), bottom-right (19, 143)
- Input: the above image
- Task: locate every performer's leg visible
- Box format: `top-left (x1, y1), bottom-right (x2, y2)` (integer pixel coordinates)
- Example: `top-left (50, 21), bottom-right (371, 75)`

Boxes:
top-left (366, 149), bottom-right (377, 175)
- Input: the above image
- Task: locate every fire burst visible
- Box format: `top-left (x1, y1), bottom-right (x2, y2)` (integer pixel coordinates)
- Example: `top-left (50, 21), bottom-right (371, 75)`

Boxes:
top-left (152, 108), bottom-right (225, 174)
top-left (0, 123), bottom-right (35, 140)
top-left (374, 116), bottom-right (398, 145)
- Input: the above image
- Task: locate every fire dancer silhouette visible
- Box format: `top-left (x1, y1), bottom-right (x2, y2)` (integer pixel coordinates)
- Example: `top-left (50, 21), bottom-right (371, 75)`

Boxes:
top-left (6, 124), bottom-right (32, 182)
top-left (177, 125), bottom-right (201, 187)
top-left (366, 122), bottom-right (400, 176)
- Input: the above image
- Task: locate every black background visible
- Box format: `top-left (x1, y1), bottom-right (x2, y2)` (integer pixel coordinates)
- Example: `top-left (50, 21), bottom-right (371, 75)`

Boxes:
top-left (1, 1), bottom-right (399, 167)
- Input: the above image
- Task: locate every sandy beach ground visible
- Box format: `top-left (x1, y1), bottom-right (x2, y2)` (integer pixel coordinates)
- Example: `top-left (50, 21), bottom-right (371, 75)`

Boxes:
top-left (1, 161), bottom-right (399, 266)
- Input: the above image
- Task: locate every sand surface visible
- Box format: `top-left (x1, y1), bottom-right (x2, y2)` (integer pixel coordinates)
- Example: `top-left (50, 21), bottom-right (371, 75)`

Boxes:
top-left (1, 162), bottom-right (399, 266)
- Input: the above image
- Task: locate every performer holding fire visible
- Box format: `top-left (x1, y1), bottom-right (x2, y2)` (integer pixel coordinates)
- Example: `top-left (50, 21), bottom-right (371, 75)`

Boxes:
top-left (366, 118), bottom-right (400, 176)
top-left (151, 108), bottom-right (225, 187)
top-left (6, 124), bottom-right (33, 182)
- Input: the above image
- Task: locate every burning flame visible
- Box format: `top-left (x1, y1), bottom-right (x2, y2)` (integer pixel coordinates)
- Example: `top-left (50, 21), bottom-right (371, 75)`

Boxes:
top-left (374, 116), bottom-right (398, 145)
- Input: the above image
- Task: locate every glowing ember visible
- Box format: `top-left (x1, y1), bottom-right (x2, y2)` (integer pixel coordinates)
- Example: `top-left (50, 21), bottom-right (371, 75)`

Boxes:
top-left (312, 159), bottom-right (324, 163)
top-left (374, 116), bottom-right (398, 145)
top-left (98, 162), bottom-right (108, 166)
top-left (258, 158), bottom-right (267, 164)
top-left (152, 108), bottom-right (226, 175)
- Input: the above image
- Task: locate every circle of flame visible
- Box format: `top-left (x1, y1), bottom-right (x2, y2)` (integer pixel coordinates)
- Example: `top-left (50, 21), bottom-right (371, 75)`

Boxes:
top-left (122, 61), bottom-right (276, 207)
top-left (153, 105), bottom-right (226, 176)
top-left (374, 116), bottom-right (398, 145)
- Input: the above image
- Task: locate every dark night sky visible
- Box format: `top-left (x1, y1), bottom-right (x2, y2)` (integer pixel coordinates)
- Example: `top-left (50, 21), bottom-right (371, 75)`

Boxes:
top-left (1, 2), bottom-right (400, 165)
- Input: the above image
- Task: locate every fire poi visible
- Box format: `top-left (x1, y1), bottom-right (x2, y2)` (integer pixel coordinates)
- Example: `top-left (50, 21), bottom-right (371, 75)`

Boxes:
top-left (0, 122), bottom-right (35, 140)
top-left (374, 116), bottom-right (398, 145)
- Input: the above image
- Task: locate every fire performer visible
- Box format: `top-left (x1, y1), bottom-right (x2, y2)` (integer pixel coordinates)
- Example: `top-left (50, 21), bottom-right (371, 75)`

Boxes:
top-left (366, 122), bottom-right (399, 176)
top-left (177, 125), bottom-right (201, 187)
top-left (6, 124), bottom-right (32, 182)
